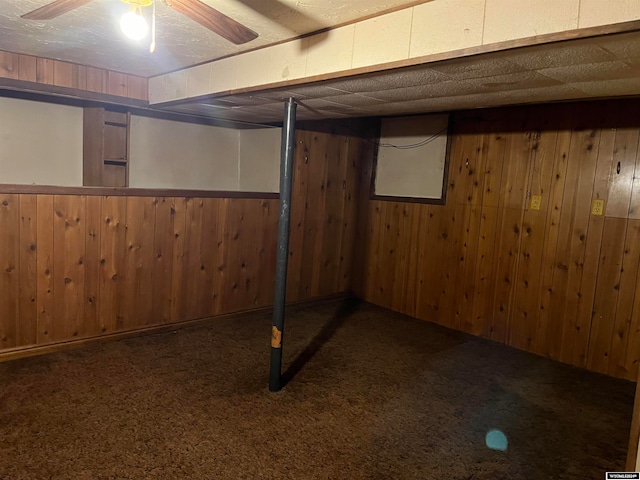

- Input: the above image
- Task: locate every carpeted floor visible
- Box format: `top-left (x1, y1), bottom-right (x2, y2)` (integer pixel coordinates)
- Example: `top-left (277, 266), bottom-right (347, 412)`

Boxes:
top-left (0, 299), bottom-right (635, 479)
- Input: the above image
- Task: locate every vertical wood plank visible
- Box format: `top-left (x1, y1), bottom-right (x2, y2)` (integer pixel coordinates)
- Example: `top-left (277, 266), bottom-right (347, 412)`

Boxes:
top-left (567, 107), bottom-right (618, 366)
top-left (127, 75), bottom-right (148, 100)
top-left (338, 133), bottom-right (362, 293)
top-left (219, 199), bottom-right (248, 313)
top-left (308, 132), bottom-right (330, 298)
top-left (36, 58), bottom-right (55, 85)
top-left (52, 195), bottom-right (86, 341)
top-left (255, 200), bottom-right (277, 308)
top-left (318, 132), bottom-right (349, 296)
top-left (151, 197), bottom-right (175, 323)
top-left (183, 197), bottom-right (205, 320)
top-left (198, 198), bottom-right (219, 317)
top-left (456, 204), bottom-right (483, 333)
top-left (610, 220), bottom-right (640, 378)
top-left (510, 126), bottom-right (558, 351)
top-left (437, 204), bottom-right (471, 328)
top-left (470, 205), bottom-right (499, 337)
top-left (18, 195), bottom-right (37, 347)
top-left (587, 217), bottom-right (628, 374)
top-left (36, 195), bottom-right (54, 344)
top-left (377, 201), bottom-right (400, 310)
top-left (448, 121), bottom-right (486, 206)
top-left (170, 197), bottom-right (187, 321)
top-left (350, 121), bottom-right (377, 299)
top-left (606, 127), bottom-right (640, 218)
top-left (84, 195), bottom-right (102, 335)
top-left (122, 196), bottom-right (156, 329)
top-left (365, 201), bottom-right (384, 304)
top-left (86, 67), bottom-right (107, 93)
top-left (18, 55), bottom-right (37, 82)
top-left (99, 196), bottom-right (127, 332)
top-left (535, 112), bottom-right (573, 357)
top-left (107, 71), bottom-right (128, 97)
top-left (0, 51), bottom-right (19, 79)
top-left (0, 195), bottom-right (20, 349)
top-left (490, 207), bottom-right (524, 343)
top-left (214, 198), bottom-right (229, 314)
top-left (489, 124), bottom-right (533, 343)
top-left (286, 130), bottom-right (311, 301)
top-left (53, 60), bottom-right (74, 88)
top-left (415, 205), bottom-right (449, 323)
top-left (72, 64), bottom-right (87, 90)
top-left (391, 204), bottom-right (416, 315)
top-left (545, 116), bottom-right (601, 361)
top-left (299, 131), bottom-right (328, 300)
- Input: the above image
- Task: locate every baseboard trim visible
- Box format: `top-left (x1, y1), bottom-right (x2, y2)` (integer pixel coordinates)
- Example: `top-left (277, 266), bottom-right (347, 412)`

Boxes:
top-left (0, 293), bottom-right (349, 363)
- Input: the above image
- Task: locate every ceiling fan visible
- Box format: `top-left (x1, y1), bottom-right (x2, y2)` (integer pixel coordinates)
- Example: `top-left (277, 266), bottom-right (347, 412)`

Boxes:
top-left (20, 0), bottom-right (259, 45)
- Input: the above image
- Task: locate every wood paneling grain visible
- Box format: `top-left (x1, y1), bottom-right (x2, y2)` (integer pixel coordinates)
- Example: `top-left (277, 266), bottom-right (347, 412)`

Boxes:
top-left (35, 58), bottom-right (54, 85)
top-left (84, 195), bottom-right (102, 335)
top-left (99, 196), bottom-right (127, 332)
top-left (36, 195), bottom-right (54, 343)
top-left (0, 49), bottom-right (148, 100)
top-left (122, 196), bottom-right (155, 329)
top-left (360, 100), bottom-right (640, 380)
top-left (0, 195), bottom-right (20, 349)
top-left (609, 220), bottom-right (640, 378)
top-left (151, 197), bottom-right (175, 323)
top-left (0, 123), bottom-right (364, 358)
top-left (587, 217), bottom-right (628, 374)
top-left (18, 195), bottom-right (38, 347)
top-left (169, 197), bottom-right (187, 321)
top-left (470, 205), bottom-right (499, 337)
top-left (301, 131), bottom-right (329, 300)
top-left (18, 55), bottom-right (37, 83)
top-left (52, 195), bottom-right (86, 341)
top-left (0, 51), bottom-right (19, 79)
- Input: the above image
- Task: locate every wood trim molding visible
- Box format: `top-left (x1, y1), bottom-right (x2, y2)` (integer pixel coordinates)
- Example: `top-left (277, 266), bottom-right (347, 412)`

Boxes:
top-left (0, 184), bottom-right (280, 199)
top-left (151, 19), bottom-right (640, 108)
top-left (0, 76), bottom-right (149, 108)
top-left (0, 293), bottom-right (349, 363)
top-left (0, 87), bottom-right (278, 130)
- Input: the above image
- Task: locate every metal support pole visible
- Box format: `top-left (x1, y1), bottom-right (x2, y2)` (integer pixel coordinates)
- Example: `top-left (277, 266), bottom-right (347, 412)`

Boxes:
top-left (269, 97), bottom-right (297, 392)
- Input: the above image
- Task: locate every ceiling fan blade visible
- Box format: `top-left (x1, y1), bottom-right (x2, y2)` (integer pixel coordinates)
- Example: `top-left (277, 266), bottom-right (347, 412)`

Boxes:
top-left (166, 0), bottom-right (258, 44)
top-left (21, 0), bottom-right (94, 20)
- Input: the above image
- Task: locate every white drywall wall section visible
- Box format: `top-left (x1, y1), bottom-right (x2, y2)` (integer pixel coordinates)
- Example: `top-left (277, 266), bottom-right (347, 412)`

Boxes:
top-left (129, 115), bottom-right (240, 190)
top-left (129, 115), bottom-right (281, 192)
top-left (375, 114), bottom-right (449, 199)
top-left (0, 97), bottom-right (83, 186)
top-left (239, 128), bottom-right (280, 193)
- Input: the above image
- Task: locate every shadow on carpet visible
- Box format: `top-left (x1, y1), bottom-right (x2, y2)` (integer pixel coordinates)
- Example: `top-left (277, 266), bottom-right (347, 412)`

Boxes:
top-left (0, 300), bottom-right (634, 479)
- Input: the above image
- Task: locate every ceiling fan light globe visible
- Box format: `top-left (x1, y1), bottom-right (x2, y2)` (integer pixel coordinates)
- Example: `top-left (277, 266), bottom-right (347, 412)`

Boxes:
top-left (120, 11), bottom-right (148, 40)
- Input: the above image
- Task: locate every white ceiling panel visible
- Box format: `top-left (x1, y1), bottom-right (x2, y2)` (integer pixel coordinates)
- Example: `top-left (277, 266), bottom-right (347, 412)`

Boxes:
top-left (160, 30), bottom-right (640, 125)
top-left (0, 0), bottom-right (431, 76)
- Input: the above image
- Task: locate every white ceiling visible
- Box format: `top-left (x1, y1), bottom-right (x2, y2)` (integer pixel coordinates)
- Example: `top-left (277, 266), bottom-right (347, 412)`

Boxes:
top-left (159, 31), bottom-right (640, 124)
top-left (0, 0), bottom-right (428, 76)
top-left (3, 0), bottom-right (639, 124)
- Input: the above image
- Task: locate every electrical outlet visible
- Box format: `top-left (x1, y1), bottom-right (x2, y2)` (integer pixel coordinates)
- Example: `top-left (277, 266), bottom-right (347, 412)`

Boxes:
top-left (592, 199), bottom-right (604, 216)
top-left (530, 195), bottom-right (542, 211)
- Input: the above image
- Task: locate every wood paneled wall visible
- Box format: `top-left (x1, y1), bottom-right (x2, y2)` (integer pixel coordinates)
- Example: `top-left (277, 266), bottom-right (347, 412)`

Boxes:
top-left (0, 124), bottom-right (366, 354)
top-left (358, 100), bottom-right (640, 381)
top-left (0, 50), bottom-right (147, 101)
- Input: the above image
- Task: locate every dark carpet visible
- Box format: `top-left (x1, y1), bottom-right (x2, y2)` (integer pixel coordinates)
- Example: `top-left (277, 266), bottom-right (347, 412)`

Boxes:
top-left (0, 299), bottom-right (634, 479)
